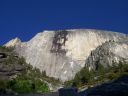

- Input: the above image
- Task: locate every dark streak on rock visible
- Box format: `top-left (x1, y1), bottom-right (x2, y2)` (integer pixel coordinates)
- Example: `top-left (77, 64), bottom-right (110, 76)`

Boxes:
top-left (50, 30), bottom-right (68, 55)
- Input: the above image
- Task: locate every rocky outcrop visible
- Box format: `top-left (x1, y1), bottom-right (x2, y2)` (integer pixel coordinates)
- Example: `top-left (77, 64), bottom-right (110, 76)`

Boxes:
top-left (5, 29), bottom-right (127, 81)
top-left (5, 37), bottom-right (21, 47)
top-left (85, 40), bottom-right (128, 70)
top-left (0, 51), bottom-right (25, 80)
top-left (0, 47), bottom-right (52, 95)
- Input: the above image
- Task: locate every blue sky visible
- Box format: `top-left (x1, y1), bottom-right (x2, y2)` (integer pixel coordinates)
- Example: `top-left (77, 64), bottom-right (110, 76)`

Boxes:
top-left (0, 0), bottom-right (128, 45)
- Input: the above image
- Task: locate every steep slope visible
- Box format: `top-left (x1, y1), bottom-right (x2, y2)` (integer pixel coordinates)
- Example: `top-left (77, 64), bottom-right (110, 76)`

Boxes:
top-left (85, 40), bottom-right (128, 70)
top-left (86, 75), bottom-right (128, 96)
top-left (4, 37), bottom-right (21, 47)
top-left (0, 46), bottom-right (50, 95)
top-left (5, 29), bottom-right (127, 81)
top-left (0, 46), bottom-right (24, 80)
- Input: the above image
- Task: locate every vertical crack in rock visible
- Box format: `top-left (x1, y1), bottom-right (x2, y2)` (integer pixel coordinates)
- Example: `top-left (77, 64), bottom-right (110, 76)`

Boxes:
top-left (50, 30), bottom-right (68, 55)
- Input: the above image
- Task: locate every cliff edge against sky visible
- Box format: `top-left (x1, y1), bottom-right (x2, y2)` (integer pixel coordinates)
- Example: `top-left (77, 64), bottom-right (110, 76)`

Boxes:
top-left (5, 29), bottom-right (128, 82)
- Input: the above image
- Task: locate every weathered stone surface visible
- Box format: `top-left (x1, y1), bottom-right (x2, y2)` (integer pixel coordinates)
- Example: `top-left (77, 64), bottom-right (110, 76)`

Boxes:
top-left (5, 29), bottom-right (127, 81)
top-left (0, 52), bottom-right (25, 80)
top-left (85, 40), bottom-right (128, 70)
top-left (4, 37), bottom-right (21, 47)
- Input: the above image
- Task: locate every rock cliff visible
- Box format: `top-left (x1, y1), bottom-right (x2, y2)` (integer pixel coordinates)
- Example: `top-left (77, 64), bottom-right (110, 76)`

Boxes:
top-left (5, 37), bottom-right (21, 47)
top-left (85, 40), bottom-right (128, 70)
top-left (5, 29), bottom-right (127, 81)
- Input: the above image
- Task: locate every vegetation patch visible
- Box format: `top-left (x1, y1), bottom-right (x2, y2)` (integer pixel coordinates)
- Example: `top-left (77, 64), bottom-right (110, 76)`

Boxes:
top-left (64, 61), bottom-right (128, 89)
top-left (0, 46), bottom-right (59, 94)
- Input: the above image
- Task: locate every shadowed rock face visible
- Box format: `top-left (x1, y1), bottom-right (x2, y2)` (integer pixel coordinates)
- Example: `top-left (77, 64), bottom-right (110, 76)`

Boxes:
top-left (0, 51), bottom-right (25, 80)
top-left (50, 30), bottom-right (68, 54)
top-left (86, 76), bottom-right (128, 96)
top-left (5, 29), bottom-right (127, 81)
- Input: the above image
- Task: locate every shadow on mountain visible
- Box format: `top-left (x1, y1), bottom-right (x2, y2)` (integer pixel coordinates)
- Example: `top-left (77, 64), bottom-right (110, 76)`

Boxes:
top-left (85, 75), bottom-right (128, 96)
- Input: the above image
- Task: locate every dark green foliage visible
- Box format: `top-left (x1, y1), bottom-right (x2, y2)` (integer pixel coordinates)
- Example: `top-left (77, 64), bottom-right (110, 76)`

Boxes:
top-left (65, 61), bottom-right (128, 88)
top-left (11, 79), bottom-right (33, 93)
top-left (0, 79), bottom-right (7, 91)
top-left (73, 67), bottom-right (94, 87)
top-left (0, 59), bottom-right (50, 93)
top-left (6, 79), bottom-right (49, 93)
top-left (18, 57), bottom-right (27, 65)
top-left (0, 46), bottom-right (14, 52)
top-left (34, 79), bottom-right (49, 93)
top-left (0, 46), bottom-right (50, 94)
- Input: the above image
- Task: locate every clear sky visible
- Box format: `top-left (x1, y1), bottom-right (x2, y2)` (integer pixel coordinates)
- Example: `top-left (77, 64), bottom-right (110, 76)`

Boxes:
top-left (0, 0), bottom-right (128, 45)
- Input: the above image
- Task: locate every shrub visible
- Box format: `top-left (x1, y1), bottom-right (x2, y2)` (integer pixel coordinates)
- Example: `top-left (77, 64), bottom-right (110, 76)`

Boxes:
top-left (11, 79), bottom-right (33, 93)
top-left (67, 61), bottom-right (128, 88)
top-left (34, 79), bottom-right (49, 93)
top-left (0, 79), bottom-right (7, 91)
top-left (8, 79), bottom-right (49, 93)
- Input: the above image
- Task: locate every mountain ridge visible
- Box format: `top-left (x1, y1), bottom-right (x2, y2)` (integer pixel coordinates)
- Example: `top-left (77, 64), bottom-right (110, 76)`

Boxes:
top-left (5, 29), bottom-right (128, 81)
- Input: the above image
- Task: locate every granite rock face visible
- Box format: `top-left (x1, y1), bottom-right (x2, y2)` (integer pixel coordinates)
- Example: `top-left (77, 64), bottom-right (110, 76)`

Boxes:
top-left (85, 40), bottom-right (128, 70)
top-left (5, 29), bottom-right (127, 81)
top-left (5, 37), bottom-right (21, 47)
